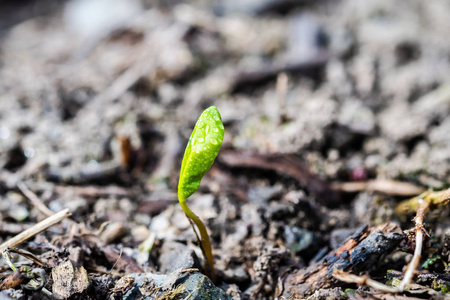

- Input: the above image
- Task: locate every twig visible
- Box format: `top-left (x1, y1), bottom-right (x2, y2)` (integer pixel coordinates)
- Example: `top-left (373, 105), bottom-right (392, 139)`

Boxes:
top-left (17, 181), bottom-right (54, 217)
top-left (7, 248), bottom-right (47, 268)
top-left (332, 179), bottom-right (425, 196)
top-left (276, 72), bottom-right (289, 124)
top-left (396, 188), bottom-right (450, 216)
top-left (333, 269), bottom-right (399, 293)
top-left (108, 248), bottom-right (123, 276)
top-left (0, 209), bottom-right (71, 253)
top-left (53, 185), bottom-right (129, 197)
top-left (399, 198), bottom-right (430, 291)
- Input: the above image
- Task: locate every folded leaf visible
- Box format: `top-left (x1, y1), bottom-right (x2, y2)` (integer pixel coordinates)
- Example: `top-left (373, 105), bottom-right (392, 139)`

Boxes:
top-left (178, 106), bottom-right (225, 202)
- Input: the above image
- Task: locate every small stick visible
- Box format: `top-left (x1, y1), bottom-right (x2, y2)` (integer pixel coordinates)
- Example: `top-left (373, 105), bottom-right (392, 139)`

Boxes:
top-left (0, 209), bottom-right (71, 253)
top-left (333, 269), bottom-right (399, 293)
top-left (276, 72), bottom-right (289, 124)
top-left (398, 198), bottom-right (430, 291)
top-left (332, 179), bottom-right (425, 196)
top-left (17, 181), bottom-right (54, 217)
top-left (8, 248), bottom-right (47, 268)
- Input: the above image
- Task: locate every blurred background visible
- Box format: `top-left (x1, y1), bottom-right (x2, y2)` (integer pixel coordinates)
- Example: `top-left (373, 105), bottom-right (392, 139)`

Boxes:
top-left (1, 0), bottom-right (449, 189)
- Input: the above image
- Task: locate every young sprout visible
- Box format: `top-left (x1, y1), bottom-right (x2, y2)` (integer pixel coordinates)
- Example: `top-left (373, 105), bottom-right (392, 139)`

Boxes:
top-left (178, 106), bottom-right (224, 280)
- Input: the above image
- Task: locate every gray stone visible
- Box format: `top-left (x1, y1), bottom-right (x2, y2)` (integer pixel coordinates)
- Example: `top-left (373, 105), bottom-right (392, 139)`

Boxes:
top-left (158, 241), bottom-right (200, 274)
top-left (284, 226), bottom-right (322, 257)
top-left (248, 185), bottom-right (283, 205)
top-left (0, 289), bottom-right (25, 300)
top-left (222, 266), bottom-right (249, 283)
top-left (112, 270), bottom-right (231, 300)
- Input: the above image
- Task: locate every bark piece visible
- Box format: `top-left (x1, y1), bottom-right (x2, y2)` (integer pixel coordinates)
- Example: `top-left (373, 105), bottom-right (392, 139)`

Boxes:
top-left (0, 270), bottom-right (28, 291)
top-left (281, 223), bottom-right (404, 298)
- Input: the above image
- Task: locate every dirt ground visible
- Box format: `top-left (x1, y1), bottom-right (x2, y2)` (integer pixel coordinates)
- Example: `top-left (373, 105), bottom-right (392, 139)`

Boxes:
top-left (0, 0), bottom-right (450, 299)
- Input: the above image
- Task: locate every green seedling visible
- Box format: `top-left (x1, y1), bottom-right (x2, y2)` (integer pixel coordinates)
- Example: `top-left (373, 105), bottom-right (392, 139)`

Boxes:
top-left (178, 106), bottom-right (224, 280)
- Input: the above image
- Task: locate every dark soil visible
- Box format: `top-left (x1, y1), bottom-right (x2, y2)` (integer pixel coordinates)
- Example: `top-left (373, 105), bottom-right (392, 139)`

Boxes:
top-left (0, 0), bottom-right (450, 299)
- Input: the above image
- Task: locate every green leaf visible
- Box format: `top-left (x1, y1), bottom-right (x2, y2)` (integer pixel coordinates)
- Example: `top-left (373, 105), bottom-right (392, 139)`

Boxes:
top-left (178, 106), bottom-right (224, 202)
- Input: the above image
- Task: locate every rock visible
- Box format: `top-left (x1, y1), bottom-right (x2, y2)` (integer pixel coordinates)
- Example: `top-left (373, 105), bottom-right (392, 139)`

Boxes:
top-left (221, 283), bottom-right (242, 300)
top-left (158, 241), bottom-right (201, 274)
top-left (3, 192), bottom-right (28, 222)
top-left (248, 185), bottom-right (283, 205)
top-left (52, 260), bottom-right (89, 299)
top-left (110, 273), bottom-right (165, 300)
top-left (111, 270), bottom-right (231, 300)
top-left (265, 202), bottom-right (295, 220)
top-left (338, 100), bottom-right (375, 134)
top-left (181, 272), bottom-right (231, 299)
top-left (100, 222), bottom-right (128, 244)
top-left (64, 196), bottom-right (88, 215)
top-left (0, 289), bottom-right (25, 300)
top-left (378, 102), bottom-right (428, 142)
top-left (221, 266), bottom-right (249, 283)
top-left (157, 83), bottom-right (181, 106)
top-left (284, 226), bottom-right (323, 258)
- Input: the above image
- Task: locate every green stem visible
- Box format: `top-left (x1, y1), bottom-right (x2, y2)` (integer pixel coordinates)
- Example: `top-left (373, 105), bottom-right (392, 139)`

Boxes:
top-left (179, 200), bottom-right (216, 281)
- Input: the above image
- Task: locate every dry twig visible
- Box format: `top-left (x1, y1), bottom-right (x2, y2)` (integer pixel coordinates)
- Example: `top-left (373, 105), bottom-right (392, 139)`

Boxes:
top-left (398, 198), bottom-right (430, 291)
top-left (17, 181), bottom-right (54, 217)
top-left (0, 209), bottom-right (71, 253)
top-left (333, 269), bottom-right (399, 294)
top-left (333, 179), bottom-right (425, 196)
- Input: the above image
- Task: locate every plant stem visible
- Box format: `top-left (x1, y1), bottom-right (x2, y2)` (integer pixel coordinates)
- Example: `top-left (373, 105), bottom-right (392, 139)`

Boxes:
top-left (180, 200), bottom-right (216, 281)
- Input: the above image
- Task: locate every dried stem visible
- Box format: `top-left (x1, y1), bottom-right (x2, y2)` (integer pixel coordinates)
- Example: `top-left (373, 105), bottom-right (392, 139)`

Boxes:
top-left (399, 198), bottom-right (430, 291)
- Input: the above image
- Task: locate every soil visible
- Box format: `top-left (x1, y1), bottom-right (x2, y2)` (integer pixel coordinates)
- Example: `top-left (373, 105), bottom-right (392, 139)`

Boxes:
top-left (0, 0), bottom-right (450, 299)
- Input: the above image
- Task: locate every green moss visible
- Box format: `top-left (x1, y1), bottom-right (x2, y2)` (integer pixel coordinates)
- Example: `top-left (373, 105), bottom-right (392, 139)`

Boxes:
top-left (343, 288), bottom-right (356, 298)
top-left (422, 255), bottom-right (441, 269)
top-left (431, 280), bottom-right (450, 294)
top-left (385, 270), bottom-right (402, 287)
